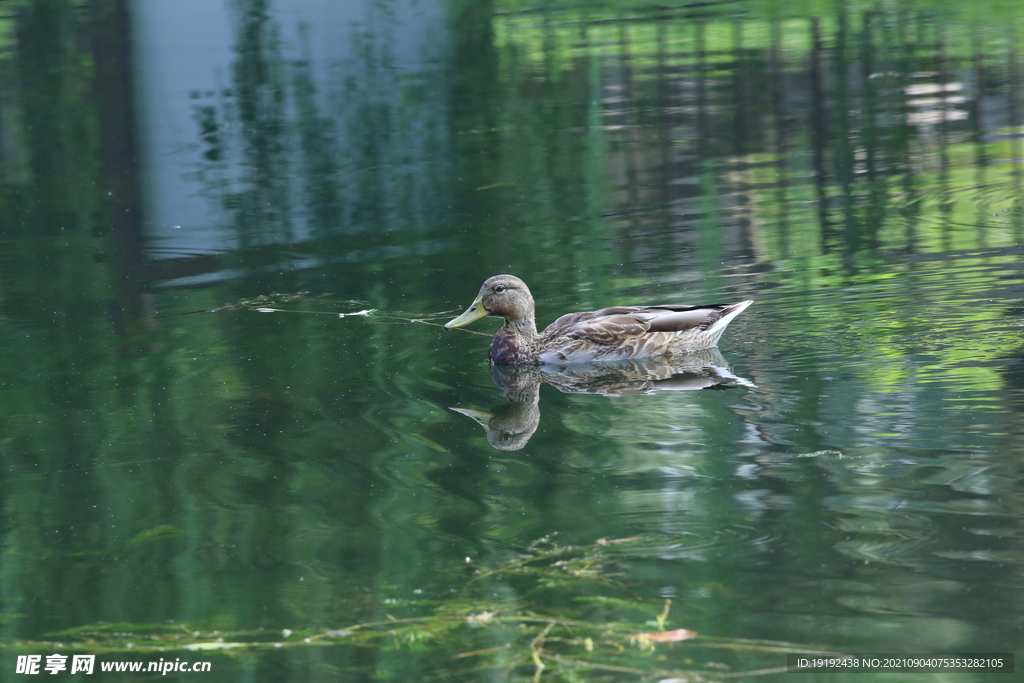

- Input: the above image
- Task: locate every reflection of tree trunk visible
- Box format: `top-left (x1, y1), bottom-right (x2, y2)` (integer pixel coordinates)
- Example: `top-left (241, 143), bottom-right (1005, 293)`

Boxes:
top-left (834, 6), bottom-right (857, 257)
top-left (93, 0), bottom-right (145, 344)
top-left (541, 6), bottom-right (563, 215)
top-left (618, 18), bottom-right (634, 205)
top-left (732, 19), bottom-right (746, 158)
top-left (861, 11), bottom-right (883, 251)
top-left (732, 19), bottom-right (756, 256)
top-left (1012, 33), bottom-right (1022, 169)
top-left (897, 10), bottom-right (919, 253)
top-left (231, 0), bottom-right (294, 256)
top-left (696, 21), bottom-right (708, 160)
top-left (619, 18), bottom-right (639, 206)
top-left (17, 0), bottom-right (84, 234)
top-left (293, 26), bottom-right (342, 244)
top-left (0, 60), bottom-right (8, 184)
top-left (810, 17), bottom-right (830, 250)
top-left (971, 29), bottom-right (987, 168)
top-left (447, 0), bottom-right (499, 272)
top-left (1010, 28), bottom-right (1024, 238)
top-left (972, 28), bottom-right (988, 248)
top-left (770, 19), bottom-right (789, 253)
top-left (861, 11), bottom-right (876, 185)
top-left (656, 19), bottom-right (671, 207)
top-left (936, 21), bottom-right (952, 252)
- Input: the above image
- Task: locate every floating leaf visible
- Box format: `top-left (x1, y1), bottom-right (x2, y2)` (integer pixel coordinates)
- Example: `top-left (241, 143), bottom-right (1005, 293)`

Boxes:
top-left (633, 628), bottom-right (698, 643)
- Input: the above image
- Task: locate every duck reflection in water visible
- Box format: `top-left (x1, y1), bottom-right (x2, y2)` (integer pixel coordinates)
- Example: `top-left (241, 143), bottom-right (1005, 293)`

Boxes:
top-left (451, 349), bottom-right (754, 450)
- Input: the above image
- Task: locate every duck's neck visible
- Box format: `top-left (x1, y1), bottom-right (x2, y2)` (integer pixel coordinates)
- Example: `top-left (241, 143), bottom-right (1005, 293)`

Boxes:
top-left (504, 316), bottom-right (538, 339)
top-left (489, 316), bottom-right (539, 365)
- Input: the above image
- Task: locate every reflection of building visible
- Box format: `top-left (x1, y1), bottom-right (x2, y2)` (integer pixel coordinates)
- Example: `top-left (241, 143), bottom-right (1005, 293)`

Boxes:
top-left (133, 0), bottom-right (448, 284)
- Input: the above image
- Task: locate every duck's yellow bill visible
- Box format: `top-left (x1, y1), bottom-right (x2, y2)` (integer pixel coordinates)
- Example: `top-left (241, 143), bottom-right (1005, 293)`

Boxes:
top-left (445, 296), bottom-right (490, 329)
top-left (450, 406), bottom-right (494, 428)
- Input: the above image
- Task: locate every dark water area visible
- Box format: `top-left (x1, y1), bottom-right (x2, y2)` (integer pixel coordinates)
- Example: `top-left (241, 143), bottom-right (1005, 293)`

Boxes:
top-left (1, 0), bottom-right (1023, 680)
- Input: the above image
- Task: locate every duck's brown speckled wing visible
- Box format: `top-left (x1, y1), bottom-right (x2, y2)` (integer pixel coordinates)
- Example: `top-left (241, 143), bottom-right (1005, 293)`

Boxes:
top-left (567, 314), bottom-right (650, 343)
top-left (563, 305), bottom-right (726, 345)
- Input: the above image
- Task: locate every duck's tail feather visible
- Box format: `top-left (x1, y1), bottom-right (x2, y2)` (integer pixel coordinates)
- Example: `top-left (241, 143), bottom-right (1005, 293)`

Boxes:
top-left (702, 300), bottom-right (754, 346)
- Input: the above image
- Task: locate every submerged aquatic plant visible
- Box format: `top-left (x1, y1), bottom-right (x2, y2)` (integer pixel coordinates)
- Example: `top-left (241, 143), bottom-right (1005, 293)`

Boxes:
top-left (15, 536), bottom-right (833, 681)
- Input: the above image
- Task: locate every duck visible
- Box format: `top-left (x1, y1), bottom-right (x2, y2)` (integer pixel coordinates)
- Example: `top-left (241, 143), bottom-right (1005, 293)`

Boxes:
top-left (444, 274), bottom-right (753, 365)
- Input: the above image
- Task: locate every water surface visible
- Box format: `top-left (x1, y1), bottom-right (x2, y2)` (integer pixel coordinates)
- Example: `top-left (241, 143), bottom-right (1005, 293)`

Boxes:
top-left (0, 0), bottom-right (1023, 680)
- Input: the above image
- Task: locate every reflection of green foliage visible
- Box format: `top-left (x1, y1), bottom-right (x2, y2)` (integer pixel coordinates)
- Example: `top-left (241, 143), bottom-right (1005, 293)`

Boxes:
top-left (498, 0), bottom-right (1024, 29)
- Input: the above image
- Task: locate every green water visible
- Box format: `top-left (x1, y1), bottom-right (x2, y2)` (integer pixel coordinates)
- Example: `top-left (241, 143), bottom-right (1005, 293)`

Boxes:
top-left (1, 0), bottom-right (1023, 680)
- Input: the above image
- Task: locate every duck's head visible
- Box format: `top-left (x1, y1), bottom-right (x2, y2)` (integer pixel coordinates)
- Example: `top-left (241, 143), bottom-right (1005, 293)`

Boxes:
top-left (445, 274), bottom-right (535, 329)
top-left (450, 401), bottom-right (540, 451)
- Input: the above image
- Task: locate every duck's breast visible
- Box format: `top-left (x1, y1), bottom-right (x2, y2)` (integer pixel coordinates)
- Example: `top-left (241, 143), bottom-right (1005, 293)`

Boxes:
top-left (489, 328), bottom-right (532, 365)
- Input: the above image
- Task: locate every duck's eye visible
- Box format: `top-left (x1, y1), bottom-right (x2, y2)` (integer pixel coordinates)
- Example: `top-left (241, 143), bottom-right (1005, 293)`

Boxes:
top-left (495, 285), bottom-right (506, 293)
